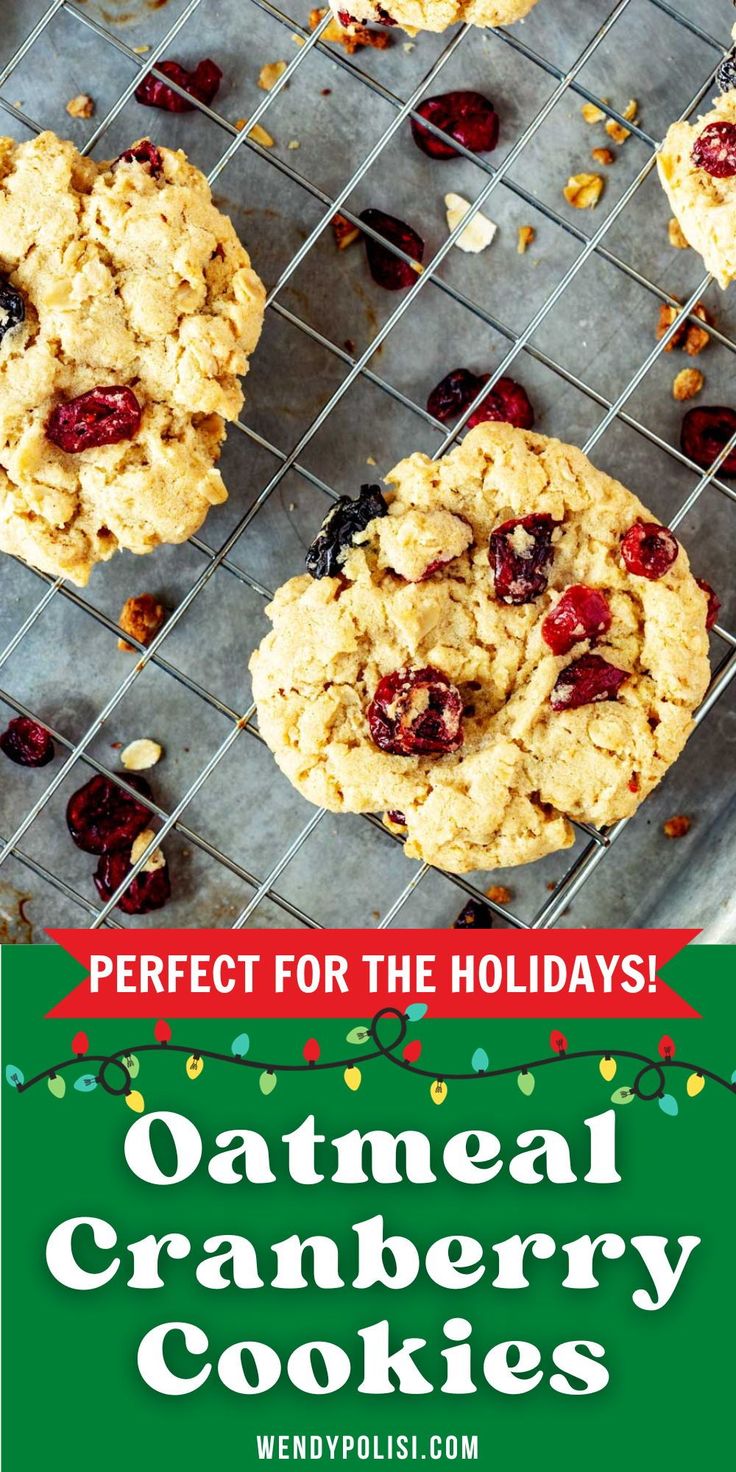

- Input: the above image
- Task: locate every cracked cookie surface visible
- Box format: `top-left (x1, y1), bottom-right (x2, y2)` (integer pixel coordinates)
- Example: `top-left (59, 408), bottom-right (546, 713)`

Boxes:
top-left (0, 131), bottom-right (265, 585)
top-left (658, 90), bottom-right (736, 288)
top-left (329, 0), bottom-right (539, 36)
top-left (250, 424), bottom-right (711, 875)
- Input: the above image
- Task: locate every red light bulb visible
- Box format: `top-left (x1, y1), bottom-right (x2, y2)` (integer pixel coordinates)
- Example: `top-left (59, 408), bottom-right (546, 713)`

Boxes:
top-left (71, 1031), bottom-right (89, 1057)
top-left (154, 1020), bottom-right (171, 1044)
top-left (303, 1038), bottom-right (320, 1064)
top-left (550, 1030), bottom-right (568, 1054)
top-left (403, 1041), bottom-right (422, 1063)
top-left (658, 1035), bottom-right (676, 1060)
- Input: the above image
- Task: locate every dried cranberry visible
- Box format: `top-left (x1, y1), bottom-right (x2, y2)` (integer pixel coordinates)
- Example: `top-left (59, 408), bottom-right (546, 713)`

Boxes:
top-left (0, 716), bottom-right (55, 767)
top-left (66, 773), bottom-right (152, 855)
top-left (696, 578), bottom-right (721, 631)
top-left (367, 666), bottom-right (464, 755)
top-left (387, 809), bottom-right (406, 825)
top-left (337, 9), bottom-right (358, 21)
top-left (550, 653), bottom-right (628, 711)
top-left (411, 92), bottom-right (498, 161)
top-left (681, 406), bottom-right (736, 476)
top-left (375, 6), bottom-right (397, 22)
top-left (115, 140), bottom-right (163, 177)
top-left (691, 121), bottom-right (736, 178)
top-left (360, 209), bottom-right (424, 290)
top-left (94, 849), bottom-right (171, 915)
top-left (0, 275), bottom-right (25, 345)
top-left (621, 520), bottom-right (679, 580)
top-left (306, 484), bottom-right (388, 578)
top-left (467, 377), bottom-right (535, 431)
top-left (452, 898), bottom-right (494, 929)
top-left (542, 584), bottom-right (612, 655)
top-left (47, 386), bottom-right (141, 453)
top-left (135, 57), bottom-right (222, 112)
top-left (490, 513), bottom-right (558, 605)
top-left (427, 368), bottom-right (489, 423)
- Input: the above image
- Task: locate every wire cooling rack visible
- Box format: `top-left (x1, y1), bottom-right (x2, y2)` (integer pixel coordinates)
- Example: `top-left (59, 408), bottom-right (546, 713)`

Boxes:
top-left (0, 0), bottom-right (735, 934)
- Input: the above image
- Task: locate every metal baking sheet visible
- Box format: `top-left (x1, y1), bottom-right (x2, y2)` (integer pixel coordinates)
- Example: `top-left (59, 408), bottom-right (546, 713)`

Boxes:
top-left (0, 0), bottom-right (734, 939)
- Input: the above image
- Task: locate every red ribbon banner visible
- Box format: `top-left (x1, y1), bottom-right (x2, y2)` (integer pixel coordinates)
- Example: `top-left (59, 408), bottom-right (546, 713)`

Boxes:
top-left (46, 928), bottom-right (700, 1020)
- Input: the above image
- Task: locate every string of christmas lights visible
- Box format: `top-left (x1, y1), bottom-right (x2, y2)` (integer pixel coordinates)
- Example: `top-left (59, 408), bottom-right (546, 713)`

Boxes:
top-left (5, 1011), bottom-right (736, 1119)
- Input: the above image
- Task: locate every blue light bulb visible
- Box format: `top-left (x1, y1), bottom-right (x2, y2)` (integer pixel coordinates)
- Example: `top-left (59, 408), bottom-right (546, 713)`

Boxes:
top-left (658, 1093), bottom-right (678, 1117)
top-left (405, 1003), bottom-right (428, 1022)
top-left (472, 1048), bottom-right (489, 1073)
top-left (231, 1032), bottom-right (251, 1058)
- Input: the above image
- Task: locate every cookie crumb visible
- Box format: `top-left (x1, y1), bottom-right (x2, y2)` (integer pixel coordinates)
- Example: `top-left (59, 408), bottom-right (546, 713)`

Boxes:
top-left (668, 216), bottom-right (690, 249)
top-left (445, 192), bottom-right (497, 253)
top-left (118, 593), bottom-right (167, 652)
top-left (605, 99), bottom-right (637, 145)
top-left (66, 93), bottom-right (94, 119)
top-left (656, 300), bottom-right (711, 355)
top-left (287, 138), bottom-right (300, 149)
top-left (258, 60), bottom-right (287, 90)
top-left (133, 44), bottom-right (150, 54)
top-left (563, 173), bottom-right (604, 209)
top-left (292, 33), bottom-right (306, 46)
top-left (592, 146), bottom-right (615, 165)
top-left (121, 738), bottom-right (163, 771)
top-left (332, 211), bottom-right (361, 250)
top-left (366, 455), bottom-right (377, 465)
top-left (486, 884), bottom-right (512, 905)
top-left (581, 101), bottom-right (605, 124)
top-left (663, 814), bottom-right (691, 839)
top-left (673, 367), bottom-right (704, 401)
top-left (403, 41), bottom-right (415, 52)
top-left (246, 122), bottom-right (275, 147)
top-left (546, 880), bottom-right (557, 891)
top-left (517, 225), bottom-right (535, 253)
top-left (310, 7), bottom-right (390, 52)
top-left (130, 829), bottom-right (166, 873)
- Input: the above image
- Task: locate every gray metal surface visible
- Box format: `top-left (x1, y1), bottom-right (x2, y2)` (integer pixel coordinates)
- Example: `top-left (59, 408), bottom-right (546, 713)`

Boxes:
top-left (0, 0), bottom-right (734, 939)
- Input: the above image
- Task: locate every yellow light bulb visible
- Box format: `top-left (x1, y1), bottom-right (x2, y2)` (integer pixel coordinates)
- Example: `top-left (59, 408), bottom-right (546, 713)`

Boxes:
top-left (344, 1066), bottom-right (362, 1092)
top-left (686, 1072), bottom-right (705, 1097)
top-left (186, 1054), bottom-right (204, 1079)
top-left (125, 1090), bottom-right (145, 1114)
top-left (599, 1056), bottom-right (617, 1082)
top-left (431, 1079), bottom-right (448, 1106)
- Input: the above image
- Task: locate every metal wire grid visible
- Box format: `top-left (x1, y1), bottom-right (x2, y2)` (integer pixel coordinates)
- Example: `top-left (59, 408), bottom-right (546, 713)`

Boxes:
top-left (0, 0), bottom-right (735, 934)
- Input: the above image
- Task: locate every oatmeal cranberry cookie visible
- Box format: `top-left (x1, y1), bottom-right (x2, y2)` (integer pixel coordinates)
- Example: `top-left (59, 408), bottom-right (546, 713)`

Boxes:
top-left (330, 0), bottom-right (540, 36)
top-left (250, 424), bottom-right (711, 875)
top-left (0, 131), bottom-right (265, 585)
top-left (658, 89), bottom-right (736, 288)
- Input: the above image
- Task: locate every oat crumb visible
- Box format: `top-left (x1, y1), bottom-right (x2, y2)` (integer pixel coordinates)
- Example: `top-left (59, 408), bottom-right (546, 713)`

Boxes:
top-left (130, 829), bottom-right (166, 873)
top-left (118, 593), bottom-right (166, 652)
top-left (563, 173), bottom-right (604, 209)
top-left (663, 814), bottom-right (691, 839)
top-left (592, 146), bottom-right (615, 165)
top-left (581, 101), bottom-right (605, 124)
top-left (668, 216), bottom-right (690, 249)
top-left (133, 44), bottom-right (150, 54)
top-left (656, 300), bottom-right (711, 355)
top-left (673, 367), bottom-right (704, 401)
top-left (121, 738), bottom-right (163, 771)
top-left (66, 93), bottom-right (94, 119)
top-left (331, 211), bottom-right (361, 250)
top-left (486, 884), bottom-right (512, 905)
top-left (366, 455), bottom-right (377, 466)
top-left (246, 122), bottom-right (275, 147)
top-left (403, 41), bottom-right (415, 52)
top-left (287, 138), bottom-right (300, 149)
top-left (517, 225), bottom-right (535, 253)
top-left (605, 99), bottom-right (637, 144)
top-left (258, 60), bottom-right (287, 91)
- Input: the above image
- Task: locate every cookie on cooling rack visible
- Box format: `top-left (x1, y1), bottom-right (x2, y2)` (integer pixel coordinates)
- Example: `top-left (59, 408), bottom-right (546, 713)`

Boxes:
top-left (329, 0), bottom-right (540, 36)
top-left (658, 89), bottom-right (736, 289)
top-left (250, 423), bottom-right (711, 876)
top-left (0, 131), bottom-right (265, 585)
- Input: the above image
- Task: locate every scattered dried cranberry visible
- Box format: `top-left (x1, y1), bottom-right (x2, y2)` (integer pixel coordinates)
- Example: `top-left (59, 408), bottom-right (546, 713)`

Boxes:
top-left (696, 578), bottom-right (721, 631)
top-left (0, 275), bottom-right (25, 346)
top-left (367, 666), bottom-right (464, 755)
top-left (550, 653), bottom-right (628, 711)
top-left (427, 368), bottom-right (489, 423)
top-left (360, 209), bottom-right (424, 290)
top-left (115, 139), bottom-right (163, 177)
top-left (453, 898), bottom-right (494, 929)
top-left (0, 716), bottom-right (55, 767)
top-left (66, 773), bottom-right (152, 855)
top-left (94, 849), bottom-right (171, 915)
top-left (621, 520), bottom-right (679, 580)
top-left (135, 58), bottom-right (222, 112)
top-left (542, 584), bottom-right (612, 655)
top-left (691, 121), bottom-right (736, 178)
top-left (47, 386), bottom-right (142, 453)
top-left (411, 91), bottom-right (498, 161)
top-left (306, 484), bottom-right (388, 578)
top-left (467, 377), bottom-right (535, 431)
top-left (490, 513), bottom-right (558, 604)
top-left (681, 406), bottom-right (736, 476)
